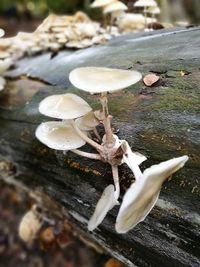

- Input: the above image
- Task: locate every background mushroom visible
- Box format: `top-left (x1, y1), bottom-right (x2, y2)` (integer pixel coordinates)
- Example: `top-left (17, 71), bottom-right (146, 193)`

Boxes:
top-left (134, 0), bottom-right (158, 31)
top-left (147, 6), bottom-right (161, 30)
top-left (103, 1), bottom-right (128, 29)
top-left (0, 28), bottom-right (5, 38)
top-left (0, 57), bottom-right (13, 91)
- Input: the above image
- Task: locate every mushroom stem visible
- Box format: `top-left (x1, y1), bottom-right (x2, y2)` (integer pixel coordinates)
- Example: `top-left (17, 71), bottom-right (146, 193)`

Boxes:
top-left (100, 93), bottom-right (115, 147)
top-left (151, 13), bottom-right (155, 31)
top-left (93, 127), bottom-right (101, 141)
top-left (144, 6), bottom-right (147, 31)
top-left (121, 141), bottom-right (142, 180)
top-left (103, 14), bottom-right (107, 29)
top-left (71, 149), bottom-right (102, 160)
top-left (109, 14), bottom-right (112, 34)
top-left (70, 120), bottom-right (103, 152)
top-left (112, 165), bottom-right (120, 199)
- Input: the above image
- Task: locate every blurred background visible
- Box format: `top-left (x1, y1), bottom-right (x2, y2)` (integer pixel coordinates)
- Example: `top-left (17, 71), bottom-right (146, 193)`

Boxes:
top-left (0, 0), bottom-right (200, 37)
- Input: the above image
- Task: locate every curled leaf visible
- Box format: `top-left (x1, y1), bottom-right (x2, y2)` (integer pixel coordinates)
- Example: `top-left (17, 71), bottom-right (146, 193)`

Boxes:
top-left (143, 73), bottom-right (159, 86)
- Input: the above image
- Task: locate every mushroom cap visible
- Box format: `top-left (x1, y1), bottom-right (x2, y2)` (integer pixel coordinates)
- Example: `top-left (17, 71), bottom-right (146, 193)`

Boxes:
top-left (88, 184), bottom-right (119, 231)
top-left (115, 155), bottom-right (189, 233)
top-left (91, 0), bottom-right (117, 8)
top-left (75, 111), bottom-right (100, 131)
top-left (39, 93), bottom-right (92, 120)
top-left (0, 76), bottom-right (6, 91)
top-left (147, 6), bottom-right (161, 14)
top-left (134, 0), bottom-right (157, 7)
top-left (69, 67), bottom-right (142, 93)
top-left (76, 22), bottom-right (99, 38)
top-left (103, 1), bottom-right (128, 14)
top-left (0, 28), bottom-right (5, 38)
top-left (0, 58), bottom-right (13, 75)
top-left (35, 121), bottom-right (86, 150)
top-left (111, 10), bottom-right (126, 18)
top-left (0, 51), bottom-right (11, 59)
top-left (0, 38), bottom-right (13, 49)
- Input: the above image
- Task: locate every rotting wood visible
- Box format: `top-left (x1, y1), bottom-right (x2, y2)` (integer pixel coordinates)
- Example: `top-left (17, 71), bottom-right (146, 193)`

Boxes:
top-left (1, 27), bottom-right (200, 267)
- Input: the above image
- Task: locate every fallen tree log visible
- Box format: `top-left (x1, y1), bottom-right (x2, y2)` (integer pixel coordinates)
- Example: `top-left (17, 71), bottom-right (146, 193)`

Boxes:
top-left (0, 27), bottom-right (200, 267)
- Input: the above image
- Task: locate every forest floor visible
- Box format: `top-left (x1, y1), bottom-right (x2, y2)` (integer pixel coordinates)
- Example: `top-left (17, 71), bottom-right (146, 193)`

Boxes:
top-left (0, 181), bottom-right (117, 267)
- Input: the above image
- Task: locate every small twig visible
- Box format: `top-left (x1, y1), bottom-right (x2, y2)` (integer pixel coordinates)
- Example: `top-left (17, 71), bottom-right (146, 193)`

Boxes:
top-left (71, 149), bottom-right (102, 160)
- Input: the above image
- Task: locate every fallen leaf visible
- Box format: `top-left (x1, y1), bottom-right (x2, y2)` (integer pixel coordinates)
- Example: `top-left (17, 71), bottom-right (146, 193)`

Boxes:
top-left (143, 74), bottom-right (160, 86)
top-left (104, 258), bottom-right (125, 267)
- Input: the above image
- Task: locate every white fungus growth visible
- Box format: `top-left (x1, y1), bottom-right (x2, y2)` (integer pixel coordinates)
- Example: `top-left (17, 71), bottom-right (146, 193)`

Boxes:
top-left (69, 67), bottom-right (142, 93)
top-left (88, 184), bottom-right (119, 231)
top-left (36, 121), bottom-right (86, 150)
top-left (116, 155), bottom-right (189, 233)
top-left (39, 93), bottom-right (92, 120)
top-left (36, 66), bottom-right (189, 234)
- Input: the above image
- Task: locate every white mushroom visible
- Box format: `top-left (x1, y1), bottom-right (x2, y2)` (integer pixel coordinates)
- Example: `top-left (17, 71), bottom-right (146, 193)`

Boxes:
top-left (0, 58), bottom-right (13, 75)
top-left (91, 0), bottom-right (117, 8)
top-left (134, 0), bottom-right (158, 31)
top-left (75, 22), bottom-right (100, 38)
top-left (39, 93), bottom-right (92, 120)
top-left (0, 28), bottom-right (5, 38)
top-left (147, 6), bottom-right (161, 15)
top-left (121, 141), bottom-right (147, 180)
top-left (116, 13), bottom-right (155, 32)
top-left (103, 1), bottom-right (128, 16)
top-left (69, 67), bottom-right (142, 93)
top-left (0, 76), bottom-right (6, 91)
top-left (88, 184), bottom-right (119, 231)
top-left (147, 6), bottom-right (161, 30)
top-left (64, 27), bottom-right (79, 40)
top-left (134, 0), bottom-right (157, 7)
top-left (0, 51), bottom-right (10, 59)
top-left (0, 37), bottom-right (13, 50)
top-left (103, 1), bottom-right (128, 29)
top-left (115, 155), bottom-right (189, 233)
top-left (35, 121), bottom-right (86, 150)
top-left (75, 111), bottom-right (100, 131)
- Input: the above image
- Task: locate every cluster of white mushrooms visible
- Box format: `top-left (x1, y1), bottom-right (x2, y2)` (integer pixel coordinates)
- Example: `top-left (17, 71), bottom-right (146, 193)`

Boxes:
top-left (91, 0), bottom-right (160, 32)
top-left (35, 67), bottom-right (188, 233)
top-left (0, 11), bottom-right (119, 61)
top-left (0, 29), bottom-right (13, 91)
top-left (0, 1), bottom-right (163, 64)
